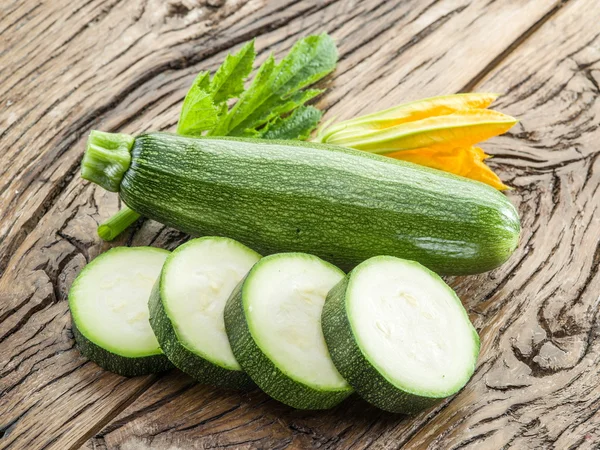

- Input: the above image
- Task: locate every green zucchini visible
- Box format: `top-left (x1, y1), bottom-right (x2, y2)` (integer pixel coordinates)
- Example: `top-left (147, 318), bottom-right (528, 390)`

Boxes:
top-left (224, 253), bottom-right (353, 409)
top-left (68, 247), bottom-right (173, 376)
top-left (148, 237), bottom-right (260, 389)
top-left (82, 130), bottom-right (520, 275)
top-left (321, 255), bottom-right (480, 413)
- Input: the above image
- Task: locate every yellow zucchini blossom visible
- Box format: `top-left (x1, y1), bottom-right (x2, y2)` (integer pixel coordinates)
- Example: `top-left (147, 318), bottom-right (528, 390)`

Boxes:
top-left (315, 93), bottom-right (517, 190)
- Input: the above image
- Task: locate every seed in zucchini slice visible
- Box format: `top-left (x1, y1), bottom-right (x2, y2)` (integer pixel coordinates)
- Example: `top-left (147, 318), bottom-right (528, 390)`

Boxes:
top-left (68, 247), bottom-right (172, 377)
top-left (149, 237), bottom-right (260, 389)
top-left (224, 253), bottom-right (353, 409)
top-left (322, 256), bottom-right (480, 414)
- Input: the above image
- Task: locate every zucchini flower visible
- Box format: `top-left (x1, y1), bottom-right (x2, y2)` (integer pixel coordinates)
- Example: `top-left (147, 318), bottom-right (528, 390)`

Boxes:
top-left (315, 93), bottom-right (517, 190)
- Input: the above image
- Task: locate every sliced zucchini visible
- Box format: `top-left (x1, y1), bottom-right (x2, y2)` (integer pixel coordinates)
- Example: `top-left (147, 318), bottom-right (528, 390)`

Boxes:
top-left (149, 237), bottom-right (260, 389)
top-left (322, 256), bottom-right (480, 414)
top-left (224, 253), bottom-right (353, 409)
top-left (69, 247), bottom-right (172, 376)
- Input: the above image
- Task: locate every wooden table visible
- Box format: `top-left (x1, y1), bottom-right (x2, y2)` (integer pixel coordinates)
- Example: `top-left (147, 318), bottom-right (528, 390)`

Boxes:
top-left (1, 0), bottom-right (599, 448)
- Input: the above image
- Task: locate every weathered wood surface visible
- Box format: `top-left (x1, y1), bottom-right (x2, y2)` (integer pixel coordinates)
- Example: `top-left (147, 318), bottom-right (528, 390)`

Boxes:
top-left (1, 0), bottom-right (598, 449)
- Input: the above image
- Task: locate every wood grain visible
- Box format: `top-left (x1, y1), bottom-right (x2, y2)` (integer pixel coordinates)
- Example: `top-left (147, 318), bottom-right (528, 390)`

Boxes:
top-left (1, 0), bottom-right (594, 449)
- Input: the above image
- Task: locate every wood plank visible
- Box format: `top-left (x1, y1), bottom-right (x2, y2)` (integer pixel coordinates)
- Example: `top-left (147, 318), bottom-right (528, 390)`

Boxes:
top-left (2, 0), bottom-right (567, 448)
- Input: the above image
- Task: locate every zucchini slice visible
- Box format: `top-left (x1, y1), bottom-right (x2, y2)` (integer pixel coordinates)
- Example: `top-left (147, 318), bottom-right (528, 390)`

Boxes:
top-left (149, 237), bottom-right (260, 389)
top-left (69, 247), bottom-right (172, 376)
top-left (322, 256), bottom-right (480, 414)
top-left (224, 253), bottom-right (353, 409)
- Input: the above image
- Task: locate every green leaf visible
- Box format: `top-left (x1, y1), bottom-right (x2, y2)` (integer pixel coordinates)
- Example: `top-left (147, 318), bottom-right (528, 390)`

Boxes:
top-left (191, 71), bottom-right (211, 91)
top-left (210, 40), bottom-right (255, 104)
top-left (212, 33), bottom-right (337, 136)
top-left (210, 53), bottom-right (277, 136)
top-left (270, 33), bottom-right (338, 97)
top-left (177, 72), bottom-right (218, 136)
top-left (215, 101), bottom-right (228, 124)
top-left (231, 88), bottom-right (323, 137)
top-left (260, 106), bottom-right (323, 140)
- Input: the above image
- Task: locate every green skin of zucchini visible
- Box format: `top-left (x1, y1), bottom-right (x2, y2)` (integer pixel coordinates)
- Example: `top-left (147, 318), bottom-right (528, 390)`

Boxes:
top-left (71, 321), bottom-right (173, 377)
top-left (321, 277), bottom-right (440, 414)
top-left (83, 132), bottom-right (521, 275)
top-left (148, 280), bottom-right (255, 390)
top-left (224, 279), bottom-right (353, 410)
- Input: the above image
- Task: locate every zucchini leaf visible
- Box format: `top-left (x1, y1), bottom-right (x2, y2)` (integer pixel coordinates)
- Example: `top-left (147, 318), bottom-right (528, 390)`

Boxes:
top-left (177, 41), bottom-right (256, 136)
top-left (210, 54), bottom-right (276, 136)
top-left (234, 89), bottom-right (323, 137)
top-left (210, 33), bottom-right (337, 137)
top-left (260, 106), bottom-right (323, 140)
top-left (271, 33), bottom-right (338, 95)
top-left (177, 72), bottom-right (217, 136)
top-left (210, 40), bottom-right (255, 104)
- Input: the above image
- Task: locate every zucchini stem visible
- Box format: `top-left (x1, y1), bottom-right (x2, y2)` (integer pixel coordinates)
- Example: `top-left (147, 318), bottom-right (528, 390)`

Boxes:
top-left (81, 130), bottom-right (134, 192)
top-left (98, 206), bottom-right (141, 241)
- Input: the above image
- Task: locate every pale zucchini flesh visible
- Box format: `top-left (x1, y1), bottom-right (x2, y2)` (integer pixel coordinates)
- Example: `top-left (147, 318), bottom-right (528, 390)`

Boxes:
top-left (224, 253), bottom-right (353, 409)
top-left (149, 237), bottom-right (259, 389)
top-left (69, 247), bottom-right (172, 376)
top-left (322, 256), bottom-right (480, 413)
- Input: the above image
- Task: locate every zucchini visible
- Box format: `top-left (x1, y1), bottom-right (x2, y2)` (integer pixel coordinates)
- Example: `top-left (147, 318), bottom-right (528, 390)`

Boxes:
top-left (82, 130), bottom-right (520, 275)
top-left (321, 256), bottom-right (480, 413)
top-left (68, 247), bottom-right (173, 376)
top-left (148, 237), bottom-right (260, 389)
top-left (224, 253), bottom-right (353, 409)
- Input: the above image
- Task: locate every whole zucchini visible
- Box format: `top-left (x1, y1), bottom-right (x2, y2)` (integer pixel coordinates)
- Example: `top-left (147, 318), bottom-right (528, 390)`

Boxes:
top-left (82, 131), bottom-right (520, 274)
